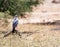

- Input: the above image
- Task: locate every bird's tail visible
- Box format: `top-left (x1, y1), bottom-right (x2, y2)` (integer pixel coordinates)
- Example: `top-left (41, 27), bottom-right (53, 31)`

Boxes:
top-left (12, 27), bottom-right (15, 33)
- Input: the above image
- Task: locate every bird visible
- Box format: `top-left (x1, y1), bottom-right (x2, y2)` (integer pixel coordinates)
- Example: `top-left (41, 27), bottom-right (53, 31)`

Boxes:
top-left (12, 15), bottom-right (19, 33)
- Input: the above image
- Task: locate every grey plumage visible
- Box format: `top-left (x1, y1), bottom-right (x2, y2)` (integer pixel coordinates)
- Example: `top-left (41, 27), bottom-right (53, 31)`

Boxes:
top-left (12, 15), bottom-right (19, 33)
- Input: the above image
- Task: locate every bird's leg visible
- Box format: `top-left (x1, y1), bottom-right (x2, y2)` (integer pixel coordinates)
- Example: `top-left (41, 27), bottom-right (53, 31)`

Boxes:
top-left (15, 30), bottom-right (22, 37)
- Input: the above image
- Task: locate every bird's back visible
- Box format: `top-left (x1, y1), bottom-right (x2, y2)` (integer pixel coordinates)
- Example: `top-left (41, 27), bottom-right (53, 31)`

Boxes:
top-left (13, 17), bottom-right (18, 27)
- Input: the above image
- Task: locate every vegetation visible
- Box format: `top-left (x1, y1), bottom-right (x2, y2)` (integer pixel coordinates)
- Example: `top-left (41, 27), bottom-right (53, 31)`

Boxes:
top-left (0, 0), bottom-right (43, 15)
top-left (0, 0), bottom-right (44, 16)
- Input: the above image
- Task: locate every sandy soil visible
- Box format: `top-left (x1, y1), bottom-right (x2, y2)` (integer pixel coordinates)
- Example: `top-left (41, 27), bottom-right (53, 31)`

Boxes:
top-left (0, 24), bottom-right (60, 47)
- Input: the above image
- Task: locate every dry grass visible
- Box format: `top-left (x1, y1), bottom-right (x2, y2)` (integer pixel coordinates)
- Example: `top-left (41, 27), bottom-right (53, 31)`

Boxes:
top-left (0, 23), bottom-right (60, 47)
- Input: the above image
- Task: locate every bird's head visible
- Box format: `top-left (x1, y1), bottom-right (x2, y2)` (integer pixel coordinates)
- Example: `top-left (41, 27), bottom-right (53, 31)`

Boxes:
top-left (15, 15), bottom-right (18, 17)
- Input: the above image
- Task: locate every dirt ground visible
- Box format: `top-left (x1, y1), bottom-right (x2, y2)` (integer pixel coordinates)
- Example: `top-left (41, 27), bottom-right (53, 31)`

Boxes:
top-left (0, 24), bottom-right (60, 47)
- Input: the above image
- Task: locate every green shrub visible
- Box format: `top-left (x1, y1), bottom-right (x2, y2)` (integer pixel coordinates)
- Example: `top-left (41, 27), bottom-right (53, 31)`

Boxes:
top-left (0, 0), bottom-right (44, 16)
